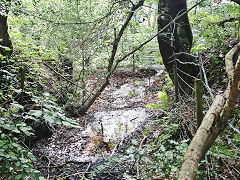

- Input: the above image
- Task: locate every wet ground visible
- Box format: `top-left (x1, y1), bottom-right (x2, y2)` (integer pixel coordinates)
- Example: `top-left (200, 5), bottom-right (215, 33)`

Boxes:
top-left (33, 67), bottom-right (167, 179)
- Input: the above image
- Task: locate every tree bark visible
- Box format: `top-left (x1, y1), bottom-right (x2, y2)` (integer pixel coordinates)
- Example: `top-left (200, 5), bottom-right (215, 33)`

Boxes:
top-left (179, 43), bottom-right (240, 179)
top-left (82, 0), bottom-right (145, 114)
top-left (157, 0), bottom-right (198, 94)
top-left (0, 0), bottom-right (13, 59)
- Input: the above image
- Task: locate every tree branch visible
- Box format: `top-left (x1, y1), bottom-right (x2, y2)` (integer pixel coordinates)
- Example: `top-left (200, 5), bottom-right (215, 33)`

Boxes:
top-left (82, 0), bottom-right (204, 114)
top-left (179, 43), bottom-right (240, 179)
top-left (83, 0), bottom-right (144, 113)
top-left (217, 16), bottom-right (240, 27)
top-left (231, 0), bottom-right (240, 5)
top-left (107, 0), bottom-right (144, 72)
top-left (19, 1), bottom-right (121, 26)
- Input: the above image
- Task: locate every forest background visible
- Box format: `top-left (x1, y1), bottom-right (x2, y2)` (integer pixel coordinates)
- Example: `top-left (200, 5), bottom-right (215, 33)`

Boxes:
top-left (0, 0), bottom-right (240, 179)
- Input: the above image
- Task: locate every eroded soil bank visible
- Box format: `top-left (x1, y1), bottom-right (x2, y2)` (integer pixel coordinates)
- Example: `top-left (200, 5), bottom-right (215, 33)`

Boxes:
top-left (32, 68), bottom-right (168, 179)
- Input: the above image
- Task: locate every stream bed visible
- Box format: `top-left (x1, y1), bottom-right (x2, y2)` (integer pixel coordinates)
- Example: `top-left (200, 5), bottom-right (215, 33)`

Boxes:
top-left (33, 68), bottom-right (166, 179)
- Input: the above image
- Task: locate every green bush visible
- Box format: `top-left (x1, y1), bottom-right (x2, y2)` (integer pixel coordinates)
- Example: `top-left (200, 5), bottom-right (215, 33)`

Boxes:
top-left (0, 105), bottom-right (44, 179)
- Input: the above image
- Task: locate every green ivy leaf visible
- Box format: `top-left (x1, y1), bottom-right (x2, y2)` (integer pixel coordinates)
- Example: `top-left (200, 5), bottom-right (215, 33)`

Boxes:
top-left (53, 117), bottom-right (61, 124)
top-left (43, 114), bottom-right (54, 125)
top-left (0, 54), bottom-right (3, 60)
top-left (144, 104), bottom-right (161, 109)
top-left (43, 108), bottom-right (55, 117)
top-left (62, 121), bottom-right (71, 126)
top-left (3, 124), bottom-right (20, 133)
top-left (0, 150), bottom-right (6, 157)
top-left (131, 139), bottom-right (138, 146)
top-left (29, 110), bottom-right (42, 117)
top-left (20, 127), bottom-right (33, 136)
top-left (0, 45), bottom-right (11, 51)
top-left (31, 96), bottom-right (40, 103)
top-left (15, 174), bottom-right (23, 180)
top-left (28, 154), bottom-right (37, 161)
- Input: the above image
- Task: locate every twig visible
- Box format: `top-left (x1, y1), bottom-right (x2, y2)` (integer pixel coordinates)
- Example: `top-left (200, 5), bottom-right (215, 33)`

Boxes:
top-left (199, 53), bottom-right (214, 100)
top-left (56, 171), bottom-right (91, 180)
top-left (43, 62), bottom-right (76, 85)
top-left (19, 1), bottom-right (122, 26)
top-left (228, 120), bottom-right (240, 134)
top-left (136, 135), bottom-right (147, 177)
top-left (36, 162), bottom-right (67, 169)
top-left (116, 0), bottom-right (205, 63)
top-left (81, 163), bottom-right (91, 180)
top-left (46, 156), bottom-right (51, 180)
top-left (221, 158), bottom-right (238, 180)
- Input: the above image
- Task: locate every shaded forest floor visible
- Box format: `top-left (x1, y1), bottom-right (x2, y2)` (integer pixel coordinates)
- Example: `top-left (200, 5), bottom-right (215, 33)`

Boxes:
top-left (32, 65), bottom-right (240, 179)
top-left (32, 68), bottom-right (172, 179)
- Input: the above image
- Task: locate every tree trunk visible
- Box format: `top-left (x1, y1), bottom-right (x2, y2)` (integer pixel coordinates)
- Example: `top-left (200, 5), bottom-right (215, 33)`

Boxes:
top-left (0, 0), bottom-right (13, 59)
top-left (179, 43), bottom-right (240, 179)
top-left (82, 0), bottom-right (145, 114)
top-left (0, 0), bottom-right (13, 90)
top-left (157, 0), bottom-right (198, 94)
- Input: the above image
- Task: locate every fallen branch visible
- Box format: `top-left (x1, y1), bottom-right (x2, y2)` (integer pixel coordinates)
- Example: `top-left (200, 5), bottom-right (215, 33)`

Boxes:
top-left (179, 43), bottom-right (240, 179)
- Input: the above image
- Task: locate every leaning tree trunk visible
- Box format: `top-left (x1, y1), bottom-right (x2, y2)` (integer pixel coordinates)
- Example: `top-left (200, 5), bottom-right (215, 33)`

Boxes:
top-left (157, 0), bottom-right (198, 94)
top-left (81, 0), bottom-right (145, 114)
top-left (179, 43), bottom-right (240, 179)
top-left (0, 0), bottom-right (13, 59)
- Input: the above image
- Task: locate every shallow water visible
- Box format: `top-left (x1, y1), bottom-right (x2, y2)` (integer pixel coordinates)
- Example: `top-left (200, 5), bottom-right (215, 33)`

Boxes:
top-left (112, 83), bottom-right (145, 98)
top-left (82, 108), bottom-right (147, 142)
top-left (82, 69), bottom-right (164, 143)
top-left (34, 68), bottom-right (164, 164)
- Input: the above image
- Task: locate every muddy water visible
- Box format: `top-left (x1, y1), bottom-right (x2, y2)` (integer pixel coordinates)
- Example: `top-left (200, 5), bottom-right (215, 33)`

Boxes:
top-left (82, 108), bottom-right (147, 142)
top-left (33, 68), bottom-right (164, 165)
top-left (82, 69), bottom-right (164, 148)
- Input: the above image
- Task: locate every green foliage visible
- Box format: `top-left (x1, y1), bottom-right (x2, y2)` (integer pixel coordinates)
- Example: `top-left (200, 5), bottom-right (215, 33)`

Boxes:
top-left (145, 90), bottom-right (169, 111)
top-left (141, 141), bottom-right (188, 179)
top-left (88, 119), bottom-right (187, 179)
top-left (190, 1), bottom-right (240, 54)
top-left (157, 90), bottom-right (169, 110)
top-left (125, 122), bottom-right (188, 179)
top-left (0, 133), bottom-right (42, 180)
top-left (28, 93), bottom-right (81, 128)
top-left (145, 103), bottom-right (161, 109)
top-left (0, 104), bottom-right (45, 179)
top-left (2, 0), bottom-right (239, 179)
top-left (0, 53), bottom-right (79, 179)
top-left (1, 104), bottom-right (34, 137)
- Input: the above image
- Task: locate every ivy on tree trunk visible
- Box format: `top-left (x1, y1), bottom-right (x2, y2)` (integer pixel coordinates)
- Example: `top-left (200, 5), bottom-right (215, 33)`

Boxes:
top-left (157, 0), bottom-right (198, 94)
top-left (0, 0), bottom-right (13, 59)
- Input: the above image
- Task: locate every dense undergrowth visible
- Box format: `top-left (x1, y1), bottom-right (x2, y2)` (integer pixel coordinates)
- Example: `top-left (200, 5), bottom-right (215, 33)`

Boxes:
top-left (1, 44), bottom-right (239, 179)
top-left (0, 59), bottom-right (80, 179)
top-left (82, 72), bottom-right (239, 179)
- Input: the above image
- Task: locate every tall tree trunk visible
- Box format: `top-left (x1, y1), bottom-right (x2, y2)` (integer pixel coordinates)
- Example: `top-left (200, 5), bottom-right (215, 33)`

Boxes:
top-left (157, 0), bottom-right (198, 94)
top-left (0, 0), bottom-right (13, 59)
